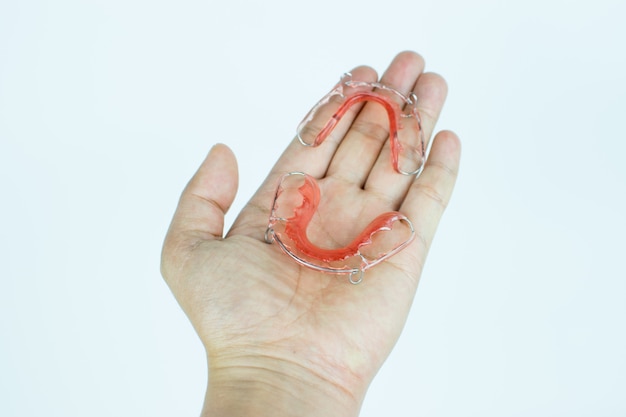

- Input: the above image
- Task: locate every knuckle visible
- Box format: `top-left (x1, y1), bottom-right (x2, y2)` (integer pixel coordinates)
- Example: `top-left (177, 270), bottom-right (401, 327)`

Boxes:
top-left (413, 182), bottom-right (448, 210)
top-left (350, 119), bottom-right (389, 144)
top-left (430, 159), bottom-right (459, 178)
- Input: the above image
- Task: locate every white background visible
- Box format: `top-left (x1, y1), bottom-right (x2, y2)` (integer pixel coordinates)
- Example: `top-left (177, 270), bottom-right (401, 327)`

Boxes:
top-left (1, 0), bottom-right (625, 416)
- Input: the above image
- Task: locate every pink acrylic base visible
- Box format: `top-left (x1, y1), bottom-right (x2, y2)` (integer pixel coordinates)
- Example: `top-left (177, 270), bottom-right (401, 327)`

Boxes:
top-left (266, 172), bottom-right (415, 284)
top-left (297, 73), bottom-right (426, 176)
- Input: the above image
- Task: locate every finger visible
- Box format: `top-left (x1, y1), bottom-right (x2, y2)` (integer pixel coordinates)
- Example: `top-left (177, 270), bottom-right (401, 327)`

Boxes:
top-left (163, 144), bottom-right (239, 258)
top-left (227, 66), bottom-right (379, 240)
top-left (326, 51), bottom-right (425, 187)
top-left (365, 72), bottom-right (449, 205)
top-left (411, 72), bottom-right (450, 150)
top-left (398, 130), bottom-right (461, 271)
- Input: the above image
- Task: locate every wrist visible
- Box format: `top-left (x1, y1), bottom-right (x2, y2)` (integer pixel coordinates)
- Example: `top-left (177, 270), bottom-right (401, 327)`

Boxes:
top-left (202, 352), bottom-right (363, 417)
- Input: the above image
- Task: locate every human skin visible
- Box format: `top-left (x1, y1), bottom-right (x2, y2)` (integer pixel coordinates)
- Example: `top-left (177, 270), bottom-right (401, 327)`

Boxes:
top-left (161, 51), bottom-right (461, 416)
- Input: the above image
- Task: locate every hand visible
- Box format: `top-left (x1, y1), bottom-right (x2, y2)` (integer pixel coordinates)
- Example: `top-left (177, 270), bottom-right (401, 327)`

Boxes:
top-left (161, 51), bottom-right (461, 417)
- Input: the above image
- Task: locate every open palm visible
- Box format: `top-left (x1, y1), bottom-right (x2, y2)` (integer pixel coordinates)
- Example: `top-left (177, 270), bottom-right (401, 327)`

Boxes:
top-left (161, 51), bottom-right (461, 416)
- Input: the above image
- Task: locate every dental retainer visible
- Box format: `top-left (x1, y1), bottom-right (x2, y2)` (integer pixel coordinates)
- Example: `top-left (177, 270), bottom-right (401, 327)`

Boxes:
top-left (265, 73), bottom-right (425, 284)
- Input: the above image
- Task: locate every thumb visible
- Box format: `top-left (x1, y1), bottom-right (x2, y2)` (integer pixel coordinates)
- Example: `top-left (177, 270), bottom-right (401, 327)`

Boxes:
top-left (164, 144), bottom-right (239, 252)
